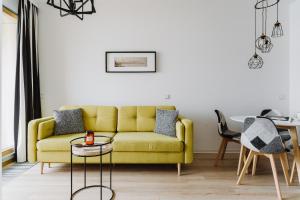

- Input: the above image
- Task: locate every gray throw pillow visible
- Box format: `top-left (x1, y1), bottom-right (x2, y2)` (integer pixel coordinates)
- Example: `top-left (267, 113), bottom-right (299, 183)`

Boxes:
top-left (54, 108), bottom-right (85, 135)
top-left (155, 109), bottom-right (179, 137)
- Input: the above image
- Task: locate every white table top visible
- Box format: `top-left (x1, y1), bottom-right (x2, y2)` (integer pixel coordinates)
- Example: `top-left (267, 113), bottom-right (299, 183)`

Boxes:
top-left (230, 115), bottom-right (300, 127)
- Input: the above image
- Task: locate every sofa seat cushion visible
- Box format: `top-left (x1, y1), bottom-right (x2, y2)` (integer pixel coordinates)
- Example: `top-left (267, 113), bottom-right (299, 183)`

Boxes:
top-left (113, 132), bottom-right (183, 152)
top-left (37, 132), bottom-right (115, 152)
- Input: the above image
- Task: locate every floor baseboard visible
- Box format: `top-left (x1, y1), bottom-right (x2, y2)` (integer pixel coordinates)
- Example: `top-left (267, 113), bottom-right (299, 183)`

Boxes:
top-left (194, 152), bottom-right (239, 159)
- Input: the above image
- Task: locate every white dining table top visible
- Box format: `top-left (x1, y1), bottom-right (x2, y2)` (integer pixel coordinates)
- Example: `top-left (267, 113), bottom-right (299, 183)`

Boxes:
top-left (230, 115), bottom-right (300, 127)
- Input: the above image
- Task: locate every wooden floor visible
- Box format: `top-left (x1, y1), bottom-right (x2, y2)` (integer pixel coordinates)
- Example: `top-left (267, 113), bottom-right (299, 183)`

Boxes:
top-left (2, 154), bottom-right (300, 200)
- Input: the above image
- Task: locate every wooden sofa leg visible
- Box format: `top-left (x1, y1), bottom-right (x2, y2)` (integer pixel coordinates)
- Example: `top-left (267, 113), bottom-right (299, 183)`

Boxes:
top-left (177, 163), bottom-right (181, 176)
top-left (41, 162), bottom-right (44, 174)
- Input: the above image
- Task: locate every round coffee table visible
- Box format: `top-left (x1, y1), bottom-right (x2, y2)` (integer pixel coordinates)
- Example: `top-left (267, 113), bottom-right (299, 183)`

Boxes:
top-left (70, 136), bottom-right (114, 200)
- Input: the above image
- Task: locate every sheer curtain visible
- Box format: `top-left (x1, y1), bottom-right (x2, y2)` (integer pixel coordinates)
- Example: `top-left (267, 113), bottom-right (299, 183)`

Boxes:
top-left (14, 0), bottom-right (41, 162)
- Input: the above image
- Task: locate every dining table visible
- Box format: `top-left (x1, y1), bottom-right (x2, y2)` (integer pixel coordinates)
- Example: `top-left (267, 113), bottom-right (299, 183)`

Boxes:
top-left (230, 115), bottom-right (300, 184)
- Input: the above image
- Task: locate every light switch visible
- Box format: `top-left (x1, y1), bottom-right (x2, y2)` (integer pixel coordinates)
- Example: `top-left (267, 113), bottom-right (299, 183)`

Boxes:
top-left (278, 94), bottom-right (286, 101)
top-left (165, 94), bottom-right (171, 100)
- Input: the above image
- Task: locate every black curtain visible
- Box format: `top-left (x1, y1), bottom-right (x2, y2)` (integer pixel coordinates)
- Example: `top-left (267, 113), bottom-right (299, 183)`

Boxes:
top-left (14, 0), bottom-right (41, 162)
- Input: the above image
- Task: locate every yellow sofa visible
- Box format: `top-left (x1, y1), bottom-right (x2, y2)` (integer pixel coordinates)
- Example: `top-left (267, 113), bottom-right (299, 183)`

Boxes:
top-left (28, 106), bottom-right (193, 175)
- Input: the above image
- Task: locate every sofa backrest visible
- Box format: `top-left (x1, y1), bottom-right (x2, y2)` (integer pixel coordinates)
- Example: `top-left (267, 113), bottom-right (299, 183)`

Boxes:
top-left (60, 106), bottom-right (118, 132)
top-left (117, 106), bottom-right (176, 132)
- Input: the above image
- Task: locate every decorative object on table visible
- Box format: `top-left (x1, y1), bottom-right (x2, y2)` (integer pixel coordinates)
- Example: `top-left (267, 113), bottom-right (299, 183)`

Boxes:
top-left (214, 110), bottom-right (241, 167)
top-left (248, 0), bottom-right (283, 69)
top-left (237, 117), bottom-right (290, 200)
top-left (106, 51), bottom-right (156, 73)
top-left (53, 108), bottom-right (85, 135)
top-left (85, 130), bottom-right (95, 145)
top-left (155, 109), bottom-right (179, 137)
top-left (70, 136), bottom-right (115, 200)
top-left (47, 0), bottom-right (96, 20)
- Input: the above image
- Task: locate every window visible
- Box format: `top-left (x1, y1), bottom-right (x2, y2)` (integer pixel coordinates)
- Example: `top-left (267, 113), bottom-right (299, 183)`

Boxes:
top-left (1, 8), bottom-right (17, 151)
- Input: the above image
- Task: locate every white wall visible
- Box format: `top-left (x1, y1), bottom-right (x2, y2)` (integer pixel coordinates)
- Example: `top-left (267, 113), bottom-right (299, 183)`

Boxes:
top-left (39, 0), bottom-right (290, 153)
top-left (289, 0), bottom-right (300, 115)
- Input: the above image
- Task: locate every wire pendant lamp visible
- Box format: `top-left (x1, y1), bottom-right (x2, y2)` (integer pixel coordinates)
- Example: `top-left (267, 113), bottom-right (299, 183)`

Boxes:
top-left (272, 3), bottom-right (284, 37)
top-left (248, 0), bottom-right (283, 69)
top-left (47, 0), bottom-right (96, 20)
top-left (249, 8), bottom-right (263, 69)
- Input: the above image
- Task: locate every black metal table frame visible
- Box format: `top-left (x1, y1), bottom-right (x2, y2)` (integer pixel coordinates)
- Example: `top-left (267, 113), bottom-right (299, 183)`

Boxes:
top-left (70, 136), bottom-right (115, 200)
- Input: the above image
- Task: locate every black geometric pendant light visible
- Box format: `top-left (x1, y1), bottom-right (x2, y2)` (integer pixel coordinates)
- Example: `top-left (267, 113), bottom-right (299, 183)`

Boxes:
top-left (249, 8), bottom-right (263, 69)
top-left (47, 0), bottom-right (96, 20)
top-left (248, 0), bottom-right (283, 69)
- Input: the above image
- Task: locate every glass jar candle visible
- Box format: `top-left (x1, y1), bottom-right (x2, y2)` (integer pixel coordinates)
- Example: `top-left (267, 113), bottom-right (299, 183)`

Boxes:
top-left (85, 130), bottom-right (94, 145)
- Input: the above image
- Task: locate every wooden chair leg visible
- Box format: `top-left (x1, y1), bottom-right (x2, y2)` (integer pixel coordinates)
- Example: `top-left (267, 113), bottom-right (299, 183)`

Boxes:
top-left (40, 162), bottom-right (44, 175)
top-left (243, 150), bottom-right (250, 174)
top-left (48, 163), bottom-right (51, 168)
top-left (290, 160), bottom-right (296, 184)
top-left (177, 163), bottom-right (181, 176)
top-left (221, 140), bottom-right (228, 160)
top-left (237, 145), bottom-right (246, 176)
top-left (237, 150), bottom-right (254, 185)
top-left (279, 153), bottom-right (290, 186)
top-left (214, 138), bottom-right (227, 167)
top-left (269, 154), bottom-right (282, 200)
top-left (252, 155), bottom-right (258, 176)
top-left (283, 153), bottom-right (290, 170)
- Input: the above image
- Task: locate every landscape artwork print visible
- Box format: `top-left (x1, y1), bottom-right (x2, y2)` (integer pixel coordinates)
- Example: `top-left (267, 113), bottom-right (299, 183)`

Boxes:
top-left (106, 51), bottom-right (156, 73)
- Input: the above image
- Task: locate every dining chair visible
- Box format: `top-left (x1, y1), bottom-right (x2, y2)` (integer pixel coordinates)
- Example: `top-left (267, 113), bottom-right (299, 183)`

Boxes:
top-left (237, 117), bottom-right (290, 200)
top-left (214, 110), bottom-right (241, 167)
top-left (252, 109), bottom-right (291, 175)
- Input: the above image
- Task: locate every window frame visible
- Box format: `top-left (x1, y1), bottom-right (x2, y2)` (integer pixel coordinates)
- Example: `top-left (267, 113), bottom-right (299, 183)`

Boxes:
top-left (3, 6), bottom-right (17, 19)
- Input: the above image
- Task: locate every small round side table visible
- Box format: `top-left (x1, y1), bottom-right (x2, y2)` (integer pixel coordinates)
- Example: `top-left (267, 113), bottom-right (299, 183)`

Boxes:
top-left (70, 136), bottom-right (115, 200)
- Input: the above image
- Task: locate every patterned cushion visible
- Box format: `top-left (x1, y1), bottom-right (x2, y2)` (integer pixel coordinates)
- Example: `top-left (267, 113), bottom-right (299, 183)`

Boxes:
top-left (54, 109), bottom-right (85, 135)
top-left (155, 109), bottom-right (179, 137)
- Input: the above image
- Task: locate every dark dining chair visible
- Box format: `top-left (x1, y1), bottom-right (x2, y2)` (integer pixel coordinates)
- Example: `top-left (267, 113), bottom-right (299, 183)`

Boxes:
top-left (214, 110), bottom-right (241, 167)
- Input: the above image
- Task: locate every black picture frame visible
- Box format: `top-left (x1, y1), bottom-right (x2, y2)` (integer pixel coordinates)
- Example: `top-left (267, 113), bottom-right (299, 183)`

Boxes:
top-left (105, 51), bottom-right (156, 73)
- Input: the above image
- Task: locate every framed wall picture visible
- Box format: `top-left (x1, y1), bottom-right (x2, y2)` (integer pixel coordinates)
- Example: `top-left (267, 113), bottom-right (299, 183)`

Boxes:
top-left (105, 51), bottom-right (156, 73)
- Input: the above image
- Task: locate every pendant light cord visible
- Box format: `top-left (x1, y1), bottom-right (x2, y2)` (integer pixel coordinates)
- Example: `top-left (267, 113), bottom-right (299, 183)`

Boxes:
top-left (255, 8), bottom-right (257, 53)
top-left (261, 2), bottom-right (265, 35)
top-left (265, 0), bottom-right (268, 34)
top-left (261, 0), bottom-right (268, 35)
top-left (277, 2), bottom-right (279, 22)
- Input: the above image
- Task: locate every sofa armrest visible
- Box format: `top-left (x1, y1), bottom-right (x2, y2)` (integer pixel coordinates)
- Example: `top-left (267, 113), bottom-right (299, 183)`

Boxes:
top-left (176, 121), bottom-right (185, 142)
top-left (179, 117), bottom-right (193, 164)
top-left (28, 117), bottom-right (53, 163)
top-left (38, 119), bottom-right (55, 140)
